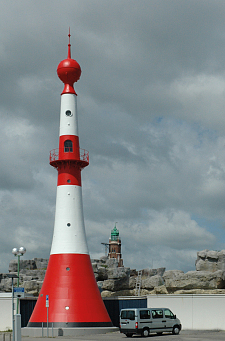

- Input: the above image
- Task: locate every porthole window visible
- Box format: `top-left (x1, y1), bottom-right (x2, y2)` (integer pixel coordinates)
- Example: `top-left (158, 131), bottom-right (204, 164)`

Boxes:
top-left (65, 306), bottom-right (69, 310)
top-left (67, 223), bottom-right (71, 227)
top-left (65, 110), bottom-right (72, 117)
top-left (67, 179), bottom-right (71, 183)
top-left (66, 267), bottom-right (70, 271)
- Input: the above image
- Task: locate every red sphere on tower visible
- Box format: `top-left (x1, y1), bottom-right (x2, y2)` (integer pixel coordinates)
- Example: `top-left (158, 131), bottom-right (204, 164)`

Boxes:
top-left (57, 31), bottom-right (81, 95)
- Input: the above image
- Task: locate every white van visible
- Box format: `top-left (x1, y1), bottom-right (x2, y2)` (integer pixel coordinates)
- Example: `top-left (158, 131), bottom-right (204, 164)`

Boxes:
top-left (120, 307), bottom-right (181, 337)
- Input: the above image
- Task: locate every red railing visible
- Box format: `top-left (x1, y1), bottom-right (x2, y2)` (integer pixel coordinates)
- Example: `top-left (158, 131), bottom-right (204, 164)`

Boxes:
top-left (49, 148), bottom-right (89, 164)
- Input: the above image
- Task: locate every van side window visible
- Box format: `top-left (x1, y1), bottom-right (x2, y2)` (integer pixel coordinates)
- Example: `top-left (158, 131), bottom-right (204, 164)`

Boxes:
top-left (121, 310), bottom-right (135, 320)
top-left (140, 310), bottom-right (150, 319)
top-left (164, 309), bottom-right (174, 319)
top-left (152, 309), bottom-right (163, 319)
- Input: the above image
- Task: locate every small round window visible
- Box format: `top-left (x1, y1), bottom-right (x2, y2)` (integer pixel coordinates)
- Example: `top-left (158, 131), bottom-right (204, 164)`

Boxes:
top-left (67, 223), bottom-right (71, 227)
top-left (65, 110), bottom-right (72, 117)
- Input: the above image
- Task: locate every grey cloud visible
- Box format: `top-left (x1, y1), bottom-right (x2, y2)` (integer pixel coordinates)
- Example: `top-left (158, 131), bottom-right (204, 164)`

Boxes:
top-left (0, 1), bottom-right (225, 273)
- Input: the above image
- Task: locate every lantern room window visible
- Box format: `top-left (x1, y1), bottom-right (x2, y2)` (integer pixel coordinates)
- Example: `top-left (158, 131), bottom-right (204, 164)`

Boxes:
top-left (64, 140), bottom-right (73, 152)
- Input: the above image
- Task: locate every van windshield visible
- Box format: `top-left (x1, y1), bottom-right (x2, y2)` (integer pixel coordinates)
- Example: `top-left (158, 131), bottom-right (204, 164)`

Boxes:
top-left (121, 310), bottom-right (135, 320)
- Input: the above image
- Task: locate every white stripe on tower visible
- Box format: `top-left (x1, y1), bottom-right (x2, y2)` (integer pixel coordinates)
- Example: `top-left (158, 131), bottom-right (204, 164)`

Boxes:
top-left (59, 93), bottom-right (78, 136)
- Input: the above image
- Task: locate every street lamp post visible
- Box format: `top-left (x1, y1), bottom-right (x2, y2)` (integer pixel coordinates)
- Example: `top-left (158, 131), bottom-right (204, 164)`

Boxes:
top-left (12, 247), bottom-right (26, 314)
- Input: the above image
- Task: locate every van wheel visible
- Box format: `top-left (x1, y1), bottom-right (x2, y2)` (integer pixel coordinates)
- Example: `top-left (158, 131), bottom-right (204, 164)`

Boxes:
top-left (142, 328), bottom-right (150, 337)
top-left (126, 333), bottom-right (133, 337)
top-left (172, 326), bottom-right (180, 335)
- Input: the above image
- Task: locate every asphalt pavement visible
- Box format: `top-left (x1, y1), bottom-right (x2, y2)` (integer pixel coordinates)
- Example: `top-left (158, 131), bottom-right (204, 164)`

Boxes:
top-left (18, 330), bottom-right (225, 341)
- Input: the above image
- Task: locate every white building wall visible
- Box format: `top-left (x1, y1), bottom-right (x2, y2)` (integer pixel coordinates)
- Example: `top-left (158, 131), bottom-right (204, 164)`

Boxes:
top-left (0, 294), bottom-right (16, 331)
top-left (147, 294), bottom-right (225, 330)
top-left (0, 293), bottom-right (225, 330)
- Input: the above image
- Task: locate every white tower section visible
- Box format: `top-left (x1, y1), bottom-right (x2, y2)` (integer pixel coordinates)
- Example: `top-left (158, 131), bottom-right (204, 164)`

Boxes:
top-left (50, 92), bottom-right (89, 255)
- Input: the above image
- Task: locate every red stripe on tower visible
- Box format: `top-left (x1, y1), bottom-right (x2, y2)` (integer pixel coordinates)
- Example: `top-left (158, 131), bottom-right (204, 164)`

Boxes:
top-left (28, 31), bottom-right (112, 328)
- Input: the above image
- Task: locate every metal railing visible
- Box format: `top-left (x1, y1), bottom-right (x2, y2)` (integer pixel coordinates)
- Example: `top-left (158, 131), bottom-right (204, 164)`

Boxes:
top-left (49, 148), bottom-right (89, 163)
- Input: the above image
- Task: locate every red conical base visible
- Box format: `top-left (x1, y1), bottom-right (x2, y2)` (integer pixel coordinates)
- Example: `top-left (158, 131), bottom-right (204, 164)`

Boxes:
top-left (27, 254), bottom-right (112, 327)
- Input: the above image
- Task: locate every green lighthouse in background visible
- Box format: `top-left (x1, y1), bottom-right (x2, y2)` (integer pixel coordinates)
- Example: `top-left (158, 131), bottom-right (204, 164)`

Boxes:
top-left (108, 223), bottom-right (123, 267)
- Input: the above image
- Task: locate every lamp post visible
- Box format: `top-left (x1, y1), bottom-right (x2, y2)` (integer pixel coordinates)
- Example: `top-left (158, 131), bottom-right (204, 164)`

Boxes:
top-left (12, 247), bottom-right (26, 314)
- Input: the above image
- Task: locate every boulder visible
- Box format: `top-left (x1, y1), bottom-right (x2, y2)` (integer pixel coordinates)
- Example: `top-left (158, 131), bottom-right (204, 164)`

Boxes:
top-left (24, 280), bottom-right (38, 293)
top-left (92, 262), bottom-right (98, 273)
top-left (99, 256), bottom-right (108, 263)
top-left (107, 267), bottom-right (130, 279)
top-left (97, 281), bottom-right (104, 291)
top-left (9, 260), bottom-right (37, 272)
top-left (163, 270), bottom-right (184, 280)
top-left (142, 268), bottom-right (166, 277)
top-left (96, 267), bottom-right (108, 281)
top-left (34, 258), bottom-right (48, 269)
top-left (102, 277), bottom-right (130, 291)
top-left (21, 275), bottom-right (33, 282)
top-left (128, 276), bottom-right (137, 289)
top-left (37, 281), bottom-right (43, 292)
top-left (130, 269), bottom-right (138, 277)
top-left (174, 289), bottom-right (225, 294)
top-left (20, 269), bottom-right (46, 280)
top-left (141, 275), bottom-right (164, 289)
top-left (163, 270), bottom-right (225, 292)
top-left (91, 259), bottom-right (100, 264)
top-left (101, 290), bottom-right (116, 297)
top-left (109, 289), bottom-right (135, 297)
top-left (151, 285), bottom-right (168, 294)
top-left (106, 258), bottom-right (119, 268)
top-left (102, 279), bottom-right (116, 291)
top-left (0, 277), bottom-right (14, 292)
top-left (195, 250), bottom-right (225, 272)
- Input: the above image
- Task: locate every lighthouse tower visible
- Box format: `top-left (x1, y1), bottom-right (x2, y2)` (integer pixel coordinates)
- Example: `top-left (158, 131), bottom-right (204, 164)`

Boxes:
top-left (28, 33), bottom-right (112, 328)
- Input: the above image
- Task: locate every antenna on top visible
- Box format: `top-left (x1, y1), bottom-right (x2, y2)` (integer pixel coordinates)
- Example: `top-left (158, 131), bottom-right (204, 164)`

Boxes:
top-left (68, 27), bottom-right (71, 58)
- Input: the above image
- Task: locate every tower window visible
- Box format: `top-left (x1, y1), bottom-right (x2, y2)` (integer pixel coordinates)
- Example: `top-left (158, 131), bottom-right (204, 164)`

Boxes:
top-left (64, 140), bottom-right (73, 152)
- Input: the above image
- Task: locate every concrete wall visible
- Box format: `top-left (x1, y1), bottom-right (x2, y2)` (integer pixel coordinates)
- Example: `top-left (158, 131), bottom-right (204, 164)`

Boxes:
top-left (0, 294), bottom-right (17, 331)
top-left (147, 294), bottom-right (225, 330)
top-left (0, 293), bottom-right (225, 331)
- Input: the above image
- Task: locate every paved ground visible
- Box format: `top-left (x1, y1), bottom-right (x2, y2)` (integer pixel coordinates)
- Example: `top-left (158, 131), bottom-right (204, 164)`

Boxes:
top-left (18, 330), bottom-right (225, 341)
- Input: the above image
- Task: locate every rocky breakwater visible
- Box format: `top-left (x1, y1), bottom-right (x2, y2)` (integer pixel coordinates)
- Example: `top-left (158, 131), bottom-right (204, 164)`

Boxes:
top-left (99, 250), bottom-right (225, 296)
top-left (0, 258), bottom-right (48, 295)
top-left (100, 266), bottom-right (166, 297)
top-left (156, 250), bottom-right (225, 295)
top-left (1, 250), bottom-right (225, 296)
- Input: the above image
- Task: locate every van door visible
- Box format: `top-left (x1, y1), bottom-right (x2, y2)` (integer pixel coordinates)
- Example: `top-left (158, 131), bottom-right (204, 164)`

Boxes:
top-left (163, 309), bottom-right (176, 332)
top-left (139, 309), bottom-right (152, 330)
top-left (151, 309), bottom-right (165, 333)
top-left (120, 310), bottom-right (136, 330)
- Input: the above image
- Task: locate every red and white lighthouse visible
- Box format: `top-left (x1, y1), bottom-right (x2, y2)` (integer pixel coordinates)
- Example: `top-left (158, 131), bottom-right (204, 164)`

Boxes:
top-left (28, 33), bottom-right (112, 328)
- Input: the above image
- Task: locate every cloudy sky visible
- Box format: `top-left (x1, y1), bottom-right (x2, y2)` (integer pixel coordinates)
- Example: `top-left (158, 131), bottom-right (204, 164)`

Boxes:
top-left (1, 0), bottom-right (225, 273)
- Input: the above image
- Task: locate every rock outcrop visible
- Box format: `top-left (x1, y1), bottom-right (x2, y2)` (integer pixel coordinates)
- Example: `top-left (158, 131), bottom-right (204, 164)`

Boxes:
top-left (195, 250), bottom-right (225, 272)
top-left (1, 250), bottom-right (225, 297)
top-left (163, 270), bottom-right (225, 292)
